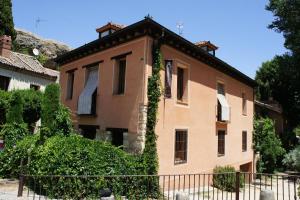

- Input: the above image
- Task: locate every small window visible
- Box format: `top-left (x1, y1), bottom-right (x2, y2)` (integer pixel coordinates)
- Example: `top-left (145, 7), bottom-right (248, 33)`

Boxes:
top-left (79, 125), bottom-right (99, 140)
top-left (0, 75), bottom-right (10, 91)
top-left (217, 82), bottom-right (225, 95)
top-left (218, 130), bottom-right (225, 156)
top-left (242, 93), bottom-right (247, 115)
top-left (114, 58), bottom-right (126, 95)
top-left (66, 71), bottom-right (75, 100)
top-left (30, 84), bottom-right (40, 91)
top-left (106, 128), bottom-right (127, 148)
top-left (175, 130), bottom-right (188, 164)
top-left (242, 131), bottom-right (247, 152)
top-left (177, 67), bottom-right (188, 103)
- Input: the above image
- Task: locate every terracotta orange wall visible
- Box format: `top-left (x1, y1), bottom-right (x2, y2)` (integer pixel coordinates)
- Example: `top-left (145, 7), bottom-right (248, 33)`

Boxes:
top-left (155, 44), bottom-right (254, 175)
top-left (60, 37), bottom-right (148, 133)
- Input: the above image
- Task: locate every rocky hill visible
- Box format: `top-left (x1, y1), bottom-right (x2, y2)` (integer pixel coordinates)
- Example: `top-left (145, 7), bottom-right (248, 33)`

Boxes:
top-left (15, 29), bottom-right (71, 58)
top-left (13, 29), bottom-right (71, 69)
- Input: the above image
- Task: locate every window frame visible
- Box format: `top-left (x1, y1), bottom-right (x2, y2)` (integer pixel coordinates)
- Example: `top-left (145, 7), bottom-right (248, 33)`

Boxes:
top-left (174, 129), bottom-right (188, 165)
top-left (113, 57), bottom-right (127, 95)
top-left (217, 130), bottom-right (226, 156)
top-left (0, 75), bottom-right (10, 91)
top-left (242, 131), bottom-right (247, 152)
top-left (66, 71), bottom-right (75, 100)
top-left (242, 92), bottom-right (247, 116)
top-left (176, 64), bottom-right (189, 105)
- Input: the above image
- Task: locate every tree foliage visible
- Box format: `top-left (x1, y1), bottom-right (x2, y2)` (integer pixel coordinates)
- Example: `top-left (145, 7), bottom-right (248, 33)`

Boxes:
top-left (0, 0), bottom-right (17, 40)
top-left (6, 91), bottom-right (24, 124)
top-left (266, 0), bottom-right (300, 55)
top-left (255, 54), bottom-right (300, 129)
top-left (41, 84), bottom-right (60, 136)
top-left (253, 117), bottom-right (285, 173)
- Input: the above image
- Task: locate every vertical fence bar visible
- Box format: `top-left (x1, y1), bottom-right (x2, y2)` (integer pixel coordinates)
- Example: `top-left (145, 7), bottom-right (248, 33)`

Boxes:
top-left (235, 171), bottom-right (240, 200)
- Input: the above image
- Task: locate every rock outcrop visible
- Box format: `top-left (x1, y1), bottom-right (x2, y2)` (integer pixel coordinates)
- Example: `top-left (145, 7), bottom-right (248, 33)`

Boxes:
top-left (15, 28), bottom-right (71, 58)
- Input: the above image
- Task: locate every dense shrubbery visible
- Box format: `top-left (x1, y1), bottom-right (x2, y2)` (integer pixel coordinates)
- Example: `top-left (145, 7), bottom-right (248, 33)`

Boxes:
top-left (0, 89), bottom-right (42, 131)
top-left (253, 117), bottom-right (285, 173)
top-left (0, 90), bottom-right (11, 126)
top-left (213, 166), bottom-right (244, 192)
top-left (283, 146), bottom-right (300, 172)
top-left (0, 134), bottom-right (148, 199)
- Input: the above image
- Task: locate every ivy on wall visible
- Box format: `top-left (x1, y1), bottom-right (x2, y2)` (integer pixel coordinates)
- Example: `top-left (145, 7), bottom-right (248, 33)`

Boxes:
top-left (143, 40), bottom-right (162, 176)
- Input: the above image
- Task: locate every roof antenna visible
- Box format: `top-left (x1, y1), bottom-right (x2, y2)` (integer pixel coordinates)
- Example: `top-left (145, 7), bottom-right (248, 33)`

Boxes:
top-left (176, 21), bottom-right (184, 36)
top-left (33, 17), bottom-right (47, 58)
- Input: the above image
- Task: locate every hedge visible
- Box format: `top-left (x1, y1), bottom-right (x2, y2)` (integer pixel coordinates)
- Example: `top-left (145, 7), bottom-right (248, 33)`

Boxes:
top-left (213, 166), bottom-right (244, 192)
top-left (0, 134), bottom-right (149, 199)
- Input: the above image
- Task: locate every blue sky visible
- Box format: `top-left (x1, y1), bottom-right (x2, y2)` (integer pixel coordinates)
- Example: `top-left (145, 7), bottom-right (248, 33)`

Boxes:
top-left (12, 0), bottom-right (287, 78)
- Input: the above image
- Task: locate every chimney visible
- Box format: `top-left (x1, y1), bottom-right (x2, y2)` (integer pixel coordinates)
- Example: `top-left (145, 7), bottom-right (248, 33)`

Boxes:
top-left (195, 41), bottom-right (218, 56)
top-left (96, 22), bottom-right (125, 38)
top-left (0, 35), bottom-right (12, 58)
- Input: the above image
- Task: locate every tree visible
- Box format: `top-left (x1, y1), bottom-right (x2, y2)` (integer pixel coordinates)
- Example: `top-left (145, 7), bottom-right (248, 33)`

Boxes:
top-left (255, 54), bottom-right (300, 129)
top-left (0, 0), bottom-right (17, 40)
top-left (266, 0), bottom-right (300, 55)
top-left (253, 117), bottom-right (285, 173)
top-left (6, 91), bottom-right (24, 124)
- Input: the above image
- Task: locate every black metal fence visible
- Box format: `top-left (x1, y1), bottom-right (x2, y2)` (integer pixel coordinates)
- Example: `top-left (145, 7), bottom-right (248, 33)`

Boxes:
top-left (16, 172), bottom-right (299, 200)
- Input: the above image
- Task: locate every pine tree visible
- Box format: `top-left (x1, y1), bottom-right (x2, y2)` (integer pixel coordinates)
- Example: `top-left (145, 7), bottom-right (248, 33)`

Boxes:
top-left (0, 0), bottom-right (17, 40)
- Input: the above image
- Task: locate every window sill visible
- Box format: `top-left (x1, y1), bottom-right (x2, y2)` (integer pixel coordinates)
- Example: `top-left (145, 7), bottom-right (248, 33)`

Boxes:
top-left (77, 114), bottom-right (97, 117)
top-left (174, 160), bottom-right (187, 165)
top-left (242, 150), bottom-right (247, 152)
top-left (218, 154), bottom-right (225, 157)
top-left (176, 100), bottom-right (188, 106)
top-left (113, 93), bottom-right (125, 96)
top-left (216, 120), bottom-right (228, 125)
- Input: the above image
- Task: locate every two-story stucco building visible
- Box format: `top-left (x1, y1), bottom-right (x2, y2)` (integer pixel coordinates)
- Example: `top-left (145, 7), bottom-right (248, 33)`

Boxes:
top-left (56, 18), bottom-right (256, 175)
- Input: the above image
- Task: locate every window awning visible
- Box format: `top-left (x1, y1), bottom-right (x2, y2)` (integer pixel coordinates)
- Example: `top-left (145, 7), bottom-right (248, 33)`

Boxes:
top-left (217, 94), bottom-right (230, 121)
top-left (77, 69), bottom-right (98, 115)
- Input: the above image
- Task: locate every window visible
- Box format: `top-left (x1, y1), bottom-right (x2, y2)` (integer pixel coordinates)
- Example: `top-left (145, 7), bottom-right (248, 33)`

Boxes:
top-left (217, 82), bottom-right (225, 95)
top-left (177, 67), bottom-right (188, 102)
top-left (66, 71), bottom-right (75, 99)
top-left (218, 130), bottom-right (225, 156)
top-left (217, 82), bottom-right (230, 122)
top-left (0, 75), bottom-right (10, 91)
top-left (242, 92), bottom-right (247, 115)
top-left (106, 128), bottom-right (127, 148)
top-left (175, 130), bottom-right (188, 164)
top-left (164, 60), bottom-right (173, 98)
top-left (77, 66), bottom-right (98, 115)
top-left (242, 131), bottom-right (247, 151)
top-left (79, 125), bottom-right (99, 140)
top-left (113, 58), bottom-right (126, 95)
top-left (30, 84), bottom-right (40, 91)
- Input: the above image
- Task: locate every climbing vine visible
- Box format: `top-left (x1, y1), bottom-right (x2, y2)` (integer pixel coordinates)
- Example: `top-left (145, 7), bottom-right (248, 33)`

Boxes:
top-left (143, 40), bottom-right (162, 176)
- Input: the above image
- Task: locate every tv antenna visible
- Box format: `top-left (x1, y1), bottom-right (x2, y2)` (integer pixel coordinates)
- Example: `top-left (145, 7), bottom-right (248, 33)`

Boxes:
top-left (176, 21), bottom-right (184, 36)
top-left (35, 17), bottom-right (47, 29)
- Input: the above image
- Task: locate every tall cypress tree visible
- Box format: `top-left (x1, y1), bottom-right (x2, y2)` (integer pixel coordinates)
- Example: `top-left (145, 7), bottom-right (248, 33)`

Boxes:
top-left (0, 0), bottom-right (17, 40)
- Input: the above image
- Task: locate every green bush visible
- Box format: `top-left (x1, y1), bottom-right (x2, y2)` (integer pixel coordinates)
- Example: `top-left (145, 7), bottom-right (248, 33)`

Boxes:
top-left (18, 89), bottom-right (42, 130)
top-left (6, 91), bottom-right (24, 123)
top-left (253, 117), bottom-right (286, 173)
top-left (213, 166), bottom-right (244, 192)
top-left (283, 145), bottom-right (300, 171)
top-left (0, 122), bottom-right (28, 149)
top-left (0, 134), bottom-right (148, 199)
top-left (52, 106), bottom-right (73, 136)
top-left (41, 83), bottom-right (60, 130)
top-left (0, 90), bottom-right (10, 127)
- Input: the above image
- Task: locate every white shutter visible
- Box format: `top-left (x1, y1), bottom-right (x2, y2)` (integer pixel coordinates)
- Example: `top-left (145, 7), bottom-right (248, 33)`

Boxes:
top-left (77, 68), bottom-right (98, 114)
top-left (217, 94), bottom-right (230, 121)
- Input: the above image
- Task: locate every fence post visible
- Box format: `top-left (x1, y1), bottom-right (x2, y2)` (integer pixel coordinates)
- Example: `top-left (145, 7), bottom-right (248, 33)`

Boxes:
top-left (235, 171), bottom-right (240, 200)
top-left (17, 158), bottom-right (24, 197)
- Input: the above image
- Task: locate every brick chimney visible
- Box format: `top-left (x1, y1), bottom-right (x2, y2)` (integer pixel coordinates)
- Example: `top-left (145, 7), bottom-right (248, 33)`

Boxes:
top-left (0, 35), bottom-right (12, 58)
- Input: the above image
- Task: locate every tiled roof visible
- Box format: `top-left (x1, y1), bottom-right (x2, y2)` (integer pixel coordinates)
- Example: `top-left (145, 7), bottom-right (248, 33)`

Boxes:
top-left (0, 52), bottom-right (59, 79)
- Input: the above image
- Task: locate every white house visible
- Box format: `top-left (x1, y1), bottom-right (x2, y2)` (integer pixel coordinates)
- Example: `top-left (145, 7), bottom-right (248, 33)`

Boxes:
top-left (0, 35), bottom-right (59, 91)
